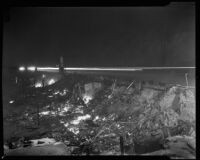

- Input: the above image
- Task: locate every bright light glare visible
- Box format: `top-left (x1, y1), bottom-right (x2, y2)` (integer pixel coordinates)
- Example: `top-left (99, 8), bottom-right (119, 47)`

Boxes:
top-left (63, 106), bottom-right (70, 112)
top-left (29, 66), bottom-right (195, 73)
top-left (19, 66), bottom-right (25, 71)
top-left (94, 116), bottom-right (99, 121)
top-left (68, 127), bottom-right (80, 135)
top-left (71, 114), bottom-right (91, 125)
top-left (48, 79), bottom-right (55, 85)
top-left (35, 82), bottom-right (42, 88)
top-left (27, 66), bottom-right (36, 71)
top-left (53, 91), bottom-right (59, 95)
top-left (64, 67), bottom-right (143, 71)
top-left (83, 94), bottom-right (93, 104)
top-left (60, 89), bottom-right (67, 96)
top-left (64, 123), bottom-right (69, 127)
top-left (9, 100), bottom-right (14, 104)
top-left (57, 105), bottom-right (71, 116)
top-left (39, 111), bottom-right (50, 115)
top-left (39, 111), bottom-right (56, 116)
top-left (37, 67), bottom-right (59, 70)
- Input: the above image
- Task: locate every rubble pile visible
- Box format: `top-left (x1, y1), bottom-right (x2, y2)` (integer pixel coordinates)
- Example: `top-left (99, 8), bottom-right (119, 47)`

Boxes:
top-left (3, 74), bottom-right (195, 158)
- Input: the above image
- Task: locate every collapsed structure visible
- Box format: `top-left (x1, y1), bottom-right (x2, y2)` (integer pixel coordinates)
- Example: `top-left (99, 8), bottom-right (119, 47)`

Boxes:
top-left (3, 74), bottom-right (195, 158)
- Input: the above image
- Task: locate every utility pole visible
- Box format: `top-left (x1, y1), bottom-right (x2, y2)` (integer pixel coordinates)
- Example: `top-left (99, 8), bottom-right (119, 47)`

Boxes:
top-left (185, 73), bottom-right (189, 88)
top-left (42, 74), bottom-right (45, 87)
top-left (59, 56), bottom-right (65, 75)
top-left (120, 136), bottom-right (124, 155)
top-left (37, 104), bottom-right (40, 127)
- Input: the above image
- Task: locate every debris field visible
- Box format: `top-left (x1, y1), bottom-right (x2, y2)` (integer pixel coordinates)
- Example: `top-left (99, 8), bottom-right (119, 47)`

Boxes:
top-left (3, 74), bottom-right (196, 158)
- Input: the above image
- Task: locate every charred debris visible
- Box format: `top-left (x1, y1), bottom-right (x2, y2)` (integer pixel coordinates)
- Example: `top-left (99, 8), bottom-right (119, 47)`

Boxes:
top-left (3, 73), bottom-right (195, 158)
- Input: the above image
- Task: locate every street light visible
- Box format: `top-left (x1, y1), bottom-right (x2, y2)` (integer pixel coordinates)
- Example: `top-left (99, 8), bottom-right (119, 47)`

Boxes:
top-left (27, 66), bottom-right (36, 71)
top-left (19, 66), bottom-right (25, 71)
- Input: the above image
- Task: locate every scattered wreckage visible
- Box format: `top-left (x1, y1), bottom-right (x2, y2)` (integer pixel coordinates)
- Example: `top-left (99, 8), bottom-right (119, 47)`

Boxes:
top-left (3, 74), bottom-right (195, 158)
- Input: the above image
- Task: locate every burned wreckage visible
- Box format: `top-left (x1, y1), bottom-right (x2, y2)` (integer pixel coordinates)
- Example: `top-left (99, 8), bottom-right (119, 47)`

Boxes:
top-left (3, 61), bottom-right (195, 158)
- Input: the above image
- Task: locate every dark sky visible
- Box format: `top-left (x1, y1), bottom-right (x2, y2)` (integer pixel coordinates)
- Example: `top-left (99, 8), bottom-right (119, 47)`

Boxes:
top-left (3, 3), bottom-right (195, 67)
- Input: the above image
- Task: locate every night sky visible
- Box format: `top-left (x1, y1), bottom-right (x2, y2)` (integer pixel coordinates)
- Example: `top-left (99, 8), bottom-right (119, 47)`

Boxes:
top-left (3, 3), bottom-right (195, 67)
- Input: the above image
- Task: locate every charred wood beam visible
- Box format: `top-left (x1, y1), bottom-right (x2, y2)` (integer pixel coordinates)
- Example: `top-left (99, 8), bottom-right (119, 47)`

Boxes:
top-left (120, 136), bottom-right (124, 155)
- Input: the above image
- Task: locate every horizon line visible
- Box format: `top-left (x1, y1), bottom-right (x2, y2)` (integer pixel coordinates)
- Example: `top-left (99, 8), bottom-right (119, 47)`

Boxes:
top-left (35, 66), bottom-right (195, 71)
